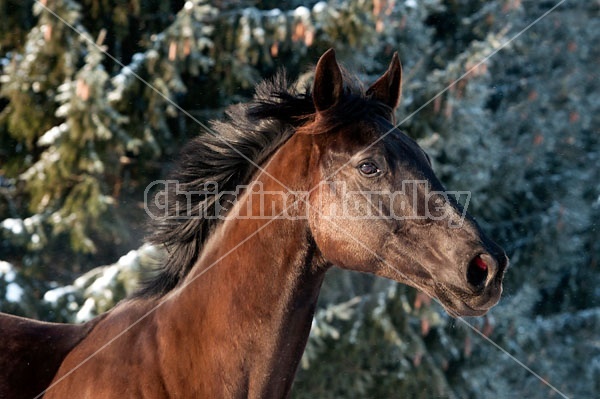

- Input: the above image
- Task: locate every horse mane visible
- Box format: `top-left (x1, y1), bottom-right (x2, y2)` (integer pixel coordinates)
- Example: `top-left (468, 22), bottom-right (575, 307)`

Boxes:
top-left (135, 69), bottom-right (392, 298)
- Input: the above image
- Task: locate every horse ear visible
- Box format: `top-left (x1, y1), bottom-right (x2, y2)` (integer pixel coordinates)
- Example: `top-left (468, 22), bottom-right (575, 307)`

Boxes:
top-left (313, 48), bottom-right (344, 113)
top-left (366, 52), bottom-right (402, 110)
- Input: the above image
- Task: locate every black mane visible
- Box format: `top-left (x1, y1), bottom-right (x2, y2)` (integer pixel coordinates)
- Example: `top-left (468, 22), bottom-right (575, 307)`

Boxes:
top-left (135, 70), bottom-right (392, 298)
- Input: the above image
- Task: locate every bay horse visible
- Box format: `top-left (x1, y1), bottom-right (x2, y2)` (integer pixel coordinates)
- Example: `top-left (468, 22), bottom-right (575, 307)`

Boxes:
top-left (0, 49), bottom-right (507, 398)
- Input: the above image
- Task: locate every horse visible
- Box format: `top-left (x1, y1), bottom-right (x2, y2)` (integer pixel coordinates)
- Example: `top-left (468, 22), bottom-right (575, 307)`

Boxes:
top-left (0, 49), bottom-right (508, 398)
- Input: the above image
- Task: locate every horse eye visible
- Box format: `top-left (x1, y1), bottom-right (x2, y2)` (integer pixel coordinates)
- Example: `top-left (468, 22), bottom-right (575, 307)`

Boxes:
top-left (358, 161), bottom-right (381, 177)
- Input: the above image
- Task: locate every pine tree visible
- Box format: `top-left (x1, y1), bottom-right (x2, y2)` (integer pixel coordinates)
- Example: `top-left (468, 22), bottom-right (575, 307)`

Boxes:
top-left (1, 1), bottom-right (599, 397)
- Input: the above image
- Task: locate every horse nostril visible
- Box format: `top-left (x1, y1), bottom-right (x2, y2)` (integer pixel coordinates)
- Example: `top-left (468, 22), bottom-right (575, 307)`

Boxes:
top-left (467, 254), bottom-right (489, 289)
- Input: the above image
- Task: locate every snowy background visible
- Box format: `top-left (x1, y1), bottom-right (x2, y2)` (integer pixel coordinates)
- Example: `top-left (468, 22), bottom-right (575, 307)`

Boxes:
top-left (1, 0), bottom-right (598, 397)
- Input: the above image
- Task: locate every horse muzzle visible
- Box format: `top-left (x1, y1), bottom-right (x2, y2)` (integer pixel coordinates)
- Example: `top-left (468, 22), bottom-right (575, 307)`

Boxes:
top-left (435, 251), bottom-right (508, 318)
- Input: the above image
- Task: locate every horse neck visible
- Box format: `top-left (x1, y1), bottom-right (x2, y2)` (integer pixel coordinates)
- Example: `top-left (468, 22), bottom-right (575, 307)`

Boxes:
top-left (155, 134), bottom-right (327, 397)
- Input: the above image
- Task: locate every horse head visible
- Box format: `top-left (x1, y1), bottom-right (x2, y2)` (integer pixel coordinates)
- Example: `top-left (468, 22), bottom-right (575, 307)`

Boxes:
top-left (304, 49), bottom-right (508, 317)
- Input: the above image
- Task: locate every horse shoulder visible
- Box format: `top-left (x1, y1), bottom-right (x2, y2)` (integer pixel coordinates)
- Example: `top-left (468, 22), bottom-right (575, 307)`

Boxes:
top-left (45, 299), bottom-right (168, 398)
top-left (0, 312), bottom-right (105, 399)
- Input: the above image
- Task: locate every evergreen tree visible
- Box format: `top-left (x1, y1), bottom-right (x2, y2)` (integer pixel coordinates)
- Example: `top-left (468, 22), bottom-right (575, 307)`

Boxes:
top-left (1, 0), bottom-right (598, 397)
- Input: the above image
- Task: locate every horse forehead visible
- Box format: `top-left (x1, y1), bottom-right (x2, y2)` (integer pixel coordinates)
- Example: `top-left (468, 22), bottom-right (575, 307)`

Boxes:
top-left (355, 118), bottom-right (418, 154)
top-left (383, 128), bottom-right (427, 158)
top-left (312, 119), bottom-right (422, 163)
top-left (324, 119), bottom-right (391, 152)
